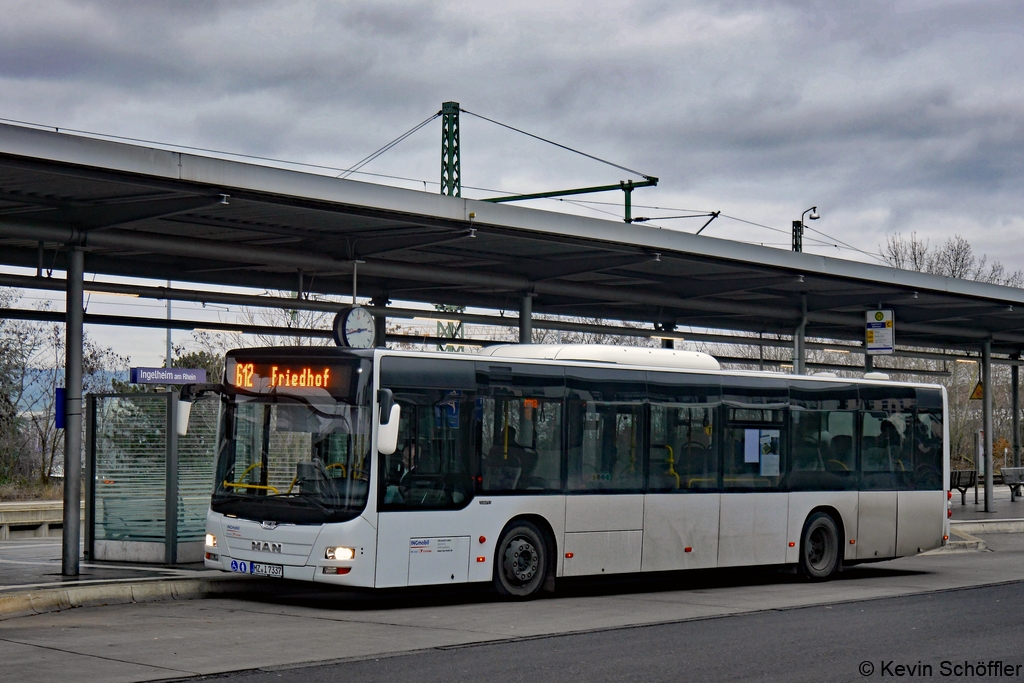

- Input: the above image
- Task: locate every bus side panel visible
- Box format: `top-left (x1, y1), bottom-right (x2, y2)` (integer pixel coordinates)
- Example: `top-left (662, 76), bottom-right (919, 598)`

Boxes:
top-left (641, 493), bottom-right (720, 572)
top-left (896, 490), bottom-right (945, 556)
top-left (565, 495), bottom-right (644, 532)
top-left (785, 491), bottom-right (859, 564)
top-left (717, 493), bottom-right (788, 567)
top-left (563, 531), bottom-right (642, 576)
top-left (856, 491), bottom-right (897, 560)
top-left (374, 497), bottom-right (566, 587)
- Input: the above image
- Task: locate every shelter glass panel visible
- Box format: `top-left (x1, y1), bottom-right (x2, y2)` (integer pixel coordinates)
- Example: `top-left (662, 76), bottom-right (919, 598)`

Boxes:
top-left (176, 396), bottom-right (220, 541)
top-left (93, 395), bottom-right (168, 543)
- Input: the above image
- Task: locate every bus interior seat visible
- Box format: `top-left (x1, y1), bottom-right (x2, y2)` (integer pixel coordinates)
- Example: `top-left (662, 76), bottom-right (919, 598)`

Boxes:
top-left (827, 434), bottom-right (854, 471)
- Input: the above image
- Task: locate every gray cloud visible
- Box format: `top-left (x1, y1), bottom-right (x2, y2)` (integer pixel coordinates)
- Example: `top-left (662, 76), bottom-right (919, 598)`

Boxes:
top-left (1, 0), bottom-right (1023, 265)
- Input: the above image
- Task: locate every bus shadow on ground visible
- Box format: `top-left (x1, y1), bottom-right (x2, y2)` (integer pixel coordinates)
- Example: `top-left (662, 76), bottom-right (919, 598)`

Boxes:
top-left (225, 563), bottom-right (929, 612)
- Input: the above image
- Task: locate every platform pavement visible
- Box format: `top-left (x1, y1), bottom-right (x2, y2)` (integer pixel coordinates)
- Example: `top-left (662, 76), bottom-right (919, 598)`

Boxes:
top-left (0, 538), bottom-right (268, 621)
top-left (949, 481), bottom-right (1024, 520)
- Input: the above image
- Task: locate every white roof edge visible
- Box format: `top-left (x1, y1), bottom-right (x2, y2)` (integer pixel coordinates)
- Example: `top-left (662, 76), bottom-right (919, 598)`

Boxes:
top-left (3, 122), bottom-right (1024, 305)
top-left (481, 344), bottom-right (721, 371)
top-left (377, 347), bottom-right (941, 387)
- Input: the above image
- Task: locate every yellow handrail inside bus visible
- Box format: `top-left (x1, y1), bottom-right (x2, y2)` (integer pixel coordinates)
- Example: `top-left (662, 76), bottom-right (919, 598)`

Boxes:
top-left (223, 481), bottom-right (279, 495)
top-left (503, 402), bottom-right (510, 459)
top-left (827, 459), bottom-right (850, 471)
top-left (627, 417), bottom-right (637, 473)
top-left (285, 477), bottom-right (298, 495)
top-left (237, 463), bottom-right (263, 481)
top-left (326, 463), bottom-right (347, 477)
top-left (660, 444), bottom-right (680, 489)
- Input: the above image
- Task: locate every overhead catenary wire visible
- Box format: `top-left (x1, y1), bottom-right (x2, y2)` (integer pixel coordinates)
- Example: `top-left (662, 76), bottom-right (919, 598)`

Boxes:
top-left (336, 112), bottom-right (440, 179)
top-left (459, 108), bottom-right (656, 181)
top-left (0, 115), bottom-right (884, 262)
top-left (802, 224), bottom-right (888, 264)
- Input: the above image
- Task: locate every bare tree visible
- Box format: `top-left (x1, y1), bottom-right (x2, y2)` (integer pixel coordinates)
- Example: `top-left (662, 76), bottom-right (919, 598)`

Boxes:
top-left (882, 232), bottom-right (1024, 287)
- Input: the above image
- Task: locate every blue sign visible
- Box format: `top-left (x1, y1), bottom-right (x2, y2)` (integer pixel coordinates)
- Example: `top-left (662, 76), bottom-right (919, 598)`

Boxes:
top-left (130, 367), bottom-right (207, 385)
top-left (55, 387), bottom-right (65, 429)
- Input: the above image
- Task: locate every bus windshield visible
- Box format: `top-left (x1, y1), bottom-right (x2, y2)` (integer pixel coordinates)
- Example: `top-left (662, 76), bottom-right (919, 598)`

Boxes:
top-left (212, 356), bottom-right (372, 524)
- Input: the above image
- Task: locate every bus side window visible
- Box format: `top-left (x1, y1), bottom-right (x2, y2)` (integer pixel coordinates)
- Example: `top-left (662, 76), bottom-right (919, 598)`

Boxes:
top-left (859, 387), bottom-right (916, 490)
top-left (914, 388), bottom-right (943, 490)
top-left (565, 367), bottom-right (645, 493)
top-left (785, 409), bottom-right (855, 491)
top-left (722, 419), bottom-right (783, 490)
top-left (478, 396), bottom-right (562, 492)
top-left (648, 404), bottom-right (716, 491)
top-left (380, 389), bottom-right (474, 510)
top-left (567, 401), bottom-right (643, 492)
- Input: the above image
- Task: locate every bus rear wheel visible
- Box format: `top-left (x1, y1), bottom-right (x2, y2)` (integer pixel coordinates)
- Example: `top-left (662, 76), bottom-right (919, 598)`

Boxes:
top-left (493, 521), bottom-right (548, 599)
top-left (799, 512), bottom-right (840, 581)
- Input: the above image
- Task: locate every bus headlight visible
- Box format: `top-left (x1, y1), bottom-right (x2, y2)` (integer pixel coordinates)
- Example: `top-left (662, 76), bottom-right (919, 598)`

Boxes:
top-left (206, 534), bottom-right (217, 548)
top-left (325, 546), bottom-right (355, 561)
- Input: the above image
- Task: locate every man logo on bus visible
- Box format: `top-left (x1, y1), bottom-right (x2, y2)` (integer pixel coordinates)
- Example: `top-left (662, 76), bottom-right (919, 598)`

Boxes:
top-left (252, 541), bottom-right (282, 553)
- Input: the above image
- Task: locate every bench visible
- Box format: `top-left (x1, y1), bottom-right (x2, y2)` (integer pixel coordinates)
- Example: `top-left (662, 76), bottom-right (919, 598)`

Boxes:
top-left (950, 469), bottom-right (977, 505)
top-left (1003, 467), bottom-right (1024, 502)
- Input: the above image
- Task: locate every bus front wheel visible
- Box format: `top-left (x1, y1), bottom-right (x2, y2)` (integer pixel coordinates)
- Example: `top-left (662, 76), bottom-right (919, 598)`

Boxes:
top-left (493, 521), bottom-right (548, 599)
top-left (799, 512), bottom-right (840, 581)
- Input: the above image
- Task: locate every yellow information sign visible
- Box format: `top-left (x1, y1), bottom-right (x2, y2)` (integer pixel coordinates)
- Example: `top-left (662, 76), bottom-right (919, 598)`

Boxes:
top-left (970, 381), bottom-right (984, 401)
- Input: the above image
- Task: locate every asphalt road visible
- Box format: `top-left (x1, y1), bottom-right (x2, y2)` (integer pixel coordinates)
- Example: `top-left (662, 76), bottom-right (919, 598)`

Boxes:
top-left (202, 580), bottom-right (1024, 683)
top-left (4, 535), bottom-right (1024, 683)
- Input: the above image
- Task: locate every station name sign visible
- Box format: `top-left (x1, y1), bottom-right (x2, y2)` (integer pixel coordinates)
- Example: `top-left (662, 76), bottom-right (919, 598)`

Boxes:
top-left (130, 367), bottom-right (207, 384)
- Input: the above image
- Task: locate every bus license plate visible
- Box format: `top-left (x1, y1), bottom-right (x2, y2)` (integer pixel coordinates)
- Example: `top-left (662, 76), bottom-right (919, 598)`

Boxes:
top-left (229, 560), bottom-right (283, 578)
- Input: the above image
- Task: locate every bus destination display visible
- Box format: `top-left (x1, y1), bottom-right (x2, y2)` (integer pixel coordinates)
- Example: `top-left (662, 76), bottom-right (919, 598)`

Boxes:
top-left (230, 362), bottom-right (339, 390)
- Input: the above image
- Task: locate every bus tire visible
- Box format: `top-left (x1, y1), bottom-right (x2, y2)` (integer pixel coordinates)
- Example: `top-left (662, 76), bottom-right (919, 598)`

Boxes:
top-left (493, 520), bottom-right (548, 599)
top-left (799, 512), bottom-right (839, 581)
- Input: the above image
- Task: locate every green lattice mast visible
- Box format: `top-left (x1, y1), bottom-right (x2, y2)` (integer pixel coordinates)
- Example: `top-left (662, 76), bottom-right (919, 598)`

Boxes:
top-left (440, 101), bottom-right (460, 197)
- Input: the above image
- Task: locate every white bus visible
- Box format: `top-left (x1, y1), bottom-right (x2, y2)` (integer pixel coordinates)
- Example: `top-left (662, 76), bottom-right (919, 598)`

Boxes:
top-left (194, 344), bottom-right (949, 598)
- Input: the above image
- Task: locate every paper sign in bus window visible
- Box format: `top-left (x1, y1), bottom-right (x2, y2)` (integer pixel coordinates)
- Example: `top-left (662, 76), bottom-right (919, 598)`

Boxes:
top-left (759, 430), bottom-right (780, 476)
top-left (744, 429), bottom-right (760, 463)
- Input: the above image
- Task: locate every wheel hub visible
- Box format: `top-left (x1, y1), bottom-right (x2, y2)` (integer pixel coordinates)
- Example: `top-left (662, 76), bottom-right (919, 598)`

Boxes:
top-left (808, 528), bottom-right (828, 568)
top-left (504, 537), bottom-right (539, 584)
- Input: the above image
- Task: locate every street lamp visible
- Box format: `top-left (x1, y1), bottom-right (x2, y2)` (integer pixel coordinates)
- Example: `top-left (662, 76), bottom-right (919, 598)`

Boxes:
top-left (792, 206), bottom-right (819, 253)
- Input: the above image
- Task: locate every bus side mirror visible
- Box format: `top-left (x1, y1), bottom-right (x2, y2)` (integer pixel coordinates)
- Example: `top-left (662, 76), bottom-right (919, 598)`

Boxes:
top-left (176, 397), bottom-right (193, 437)
top-left (177, 383), bottom-right (224, 437)
top-left (377, 389), bottom-right (400, 455)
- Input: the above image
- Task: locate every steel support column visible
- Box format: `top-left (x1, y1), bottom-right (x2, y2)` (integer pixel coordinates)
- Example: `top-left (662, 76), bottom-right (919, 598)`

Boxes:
top-left (793, 295), bottom-right (807, 375)
top-left (1014, 355), bottom-right (1021, 468)
top-left (62, 247), bottom-right (84, 576)
top-left (372, 295), bottom-right (389, 348)
top-left (983, 340), bottom-right (994, 512)
top-left (519, 294), bottom-right (533, 344)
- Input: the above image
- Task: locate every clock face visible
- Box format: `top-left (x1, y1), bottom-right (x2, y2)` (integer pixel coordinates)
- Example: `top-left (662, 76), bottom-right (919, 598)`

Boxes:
top-left (341, 306), bottom-right (376, 348)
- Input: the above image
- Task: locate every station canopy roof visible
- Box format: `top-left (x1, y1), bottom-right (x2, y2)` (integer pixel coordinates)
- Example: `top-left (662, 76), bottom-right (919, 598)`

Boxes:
top-left (2, 121), bottom-right (1024, 355)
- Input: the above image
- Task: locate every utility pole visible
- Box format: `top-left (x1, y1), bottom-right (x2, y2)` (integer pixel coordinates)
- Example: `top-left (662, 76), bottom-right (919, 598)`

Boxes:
top-left (441, 101), bottom-right (460, 197)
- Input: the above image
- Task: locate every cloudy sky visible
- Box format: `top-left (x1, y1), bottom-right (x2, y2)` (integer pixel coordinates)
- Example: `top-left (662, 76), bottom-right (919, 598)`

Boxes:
top-left (2, 0), bottom-right (1022, 362)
